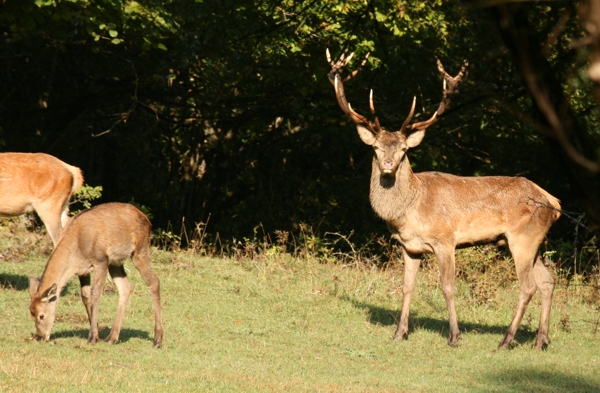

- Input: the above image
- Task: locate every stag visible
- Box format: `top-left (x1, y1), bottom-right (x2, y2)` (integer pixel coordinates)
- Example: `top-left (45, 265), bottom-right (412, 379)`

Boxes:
top-left (0, 152), bottom-right (84, 246)
top-left (327, 49), bottom-right (561, 349)
top-left (28, 202), bottom-right (163, 348)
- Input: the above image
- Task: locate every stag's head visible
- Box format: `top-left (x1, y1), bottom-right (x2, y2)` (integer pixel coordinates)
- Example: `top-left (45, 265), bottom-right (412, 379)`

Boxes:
top-left (326, 49), bottom-right (467, 177)
top-left (28, 277), bottom-right (58, 341)
top-left (353, 95), bottom-right (430, 177)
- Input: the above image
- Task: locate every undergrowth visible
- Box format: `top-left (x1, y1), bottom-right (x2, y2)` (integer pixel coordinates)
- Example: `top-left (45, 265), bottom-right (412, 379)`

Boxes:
top-left (3, 213), bottom-right (600, 320)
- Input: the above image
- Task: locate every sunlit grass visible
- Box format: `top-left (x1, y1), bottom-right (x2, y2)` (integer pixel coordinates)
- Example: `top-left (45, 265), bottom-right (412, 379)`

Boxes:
top-left (1, 225), bottom-right (600, 392)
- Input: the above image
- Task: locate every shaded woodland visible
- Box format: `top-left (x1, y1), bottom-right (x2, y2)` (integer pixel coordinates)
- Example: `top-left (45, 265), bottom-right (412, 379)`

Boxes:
top-left (1, 0), bottom-right (600, 252)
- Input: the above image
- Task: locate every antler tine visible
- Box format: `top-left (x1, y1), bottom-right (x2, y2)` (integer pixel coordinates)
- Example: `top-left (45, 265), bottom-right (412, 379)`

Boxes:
top-left (333, 75), bottom-right (372, 126)
top-left (400, 97), bottom-right (417, 132)
top-left (328, 49), bottom-right (378, 133)
top-left (369, 90), bottom-right (384, 133)
top-left (343, 52), bottom-right (369, 82)
top-left (435, 59), bottom-right (468, 117)
top-left (405, 59), bottom-right (468, 132)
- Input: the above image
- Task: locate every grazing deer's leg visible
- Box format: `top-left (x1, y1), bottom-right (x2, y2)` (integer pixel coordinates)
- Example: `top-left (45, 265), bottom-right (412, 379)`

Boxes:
top-left (88, 265), bottom-right (108, 344)
top-left (106, 265), bottom-right (132, 344)
top-left (435, 247), bottom-right (461, 347)
top-left (78, 274), bottom-right (92, 322)
top-left (393, 248), bottom-right (421, 340)
top-left (499, 236), bottom-right (539, 349)
top-left (533, 255), bottom-right (554, 350)
top-left (131, 249), bottom-right (163, 348)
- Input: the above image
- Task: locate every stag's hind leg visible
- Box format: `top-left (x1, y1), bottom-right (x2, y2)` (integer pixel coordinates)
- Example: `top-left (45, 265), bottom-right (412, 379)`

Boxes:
top-left (533, 255), bottom-right (554, 349)
top-left (500, 234), bottom-right (547, 349)
top-left (131, 248), bottom-right (163, 348)
top-left (434, 247), bottom-right (461, 347)
top-left (105, 264), bottom-right (132, 344)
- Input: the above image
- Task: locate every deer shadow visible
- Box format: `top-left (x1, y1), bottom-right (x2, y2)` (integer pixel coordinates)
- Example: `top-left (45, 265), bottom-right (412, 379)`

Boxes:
top-left (52, 327), bottom-right (153, 344)
top-left (345, 297), bottom-right (541, 346)
top-left (0, 273), bottom-right (30, 291)
top-left (0, 273), bottom-right (79, 297)
top-left (481, 368), bottom-right (600, 392)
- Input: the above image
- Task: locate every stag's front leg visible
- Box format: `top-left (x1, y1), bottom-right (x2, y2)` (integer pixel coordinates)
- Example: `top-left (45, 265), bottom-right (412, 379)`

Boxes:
top-left (393, 248), bottom-right (421, 340)
top-left (435, 247), bottom-right (461, 347)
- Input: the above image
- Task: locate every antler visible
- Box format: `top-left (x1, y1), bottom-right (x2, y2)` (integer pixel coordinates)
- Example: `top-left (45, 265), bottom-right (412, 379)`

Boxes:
top-left (326, 49), bottom-right (382, 134)
top-left (405, 59), bottom-right (468, 132)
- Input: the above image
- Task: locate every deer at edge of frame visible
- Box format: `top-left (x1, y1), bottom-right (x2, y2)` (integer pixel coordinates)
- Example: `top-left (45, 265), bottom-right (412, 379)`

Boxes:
top-left (326, 49), bottom-right (561, 349)
top-left (0, 152), bottom-right (84, 246)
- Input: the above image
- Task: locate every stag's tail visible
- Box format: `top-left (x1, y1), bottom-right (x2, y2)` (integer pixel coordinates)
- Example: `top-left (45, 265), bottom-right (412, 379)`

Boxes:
top-left (533, 184), bottom-right (561, 221)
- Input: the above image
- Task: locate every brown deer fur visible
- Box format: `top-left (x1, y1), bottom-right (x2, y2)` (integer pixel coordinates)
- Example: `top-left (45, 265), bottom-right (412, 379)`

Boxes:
top-left (328, 50), bottom-right (561, 349)
top-left (0, 152), bottom-right (84, 246)
top-left (28, 202), bottom-right (163, 348)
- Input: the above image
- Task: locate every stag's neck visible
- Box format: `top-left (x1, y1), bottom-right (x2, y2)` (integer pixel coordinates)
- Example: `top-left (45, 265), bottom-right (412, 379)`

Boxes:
top-left (369, 156), bottom-right (421, 222)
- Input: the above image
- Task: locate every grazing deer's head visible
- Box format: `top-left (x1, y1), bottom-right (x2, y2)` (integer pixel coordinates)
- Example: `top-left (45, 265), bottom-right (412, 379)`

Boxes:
top-left (28, 277), bottom-right (58, 341)
top-left (326, 49), bottom-right (467, 177)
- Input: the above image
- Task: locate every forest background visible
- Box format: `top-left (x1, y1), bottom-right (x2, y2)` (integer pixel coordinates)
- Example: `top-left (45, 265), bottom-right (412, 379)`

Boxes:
top-left (2, 0), bottom-right (600, 263)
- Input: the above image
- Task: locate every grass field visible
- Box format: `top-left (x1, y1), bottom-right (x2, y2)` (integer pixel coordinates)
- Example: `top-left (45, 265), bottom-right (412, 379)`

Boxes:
top-left (1, 224), bottom-right (600, 392)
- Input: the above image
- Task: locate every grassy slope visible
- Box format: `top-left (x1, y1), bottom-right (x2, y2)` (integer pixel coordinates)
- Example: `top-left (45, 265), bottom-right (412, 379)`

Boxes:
top-left (1, 229), bottom-right (600, 392)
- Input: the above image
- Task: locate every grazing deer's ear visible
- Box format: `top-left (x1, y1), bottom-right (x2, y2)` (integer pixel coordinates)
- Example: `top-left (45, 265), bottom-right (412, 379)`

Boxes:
top-left (406, 129), bottom-right (426, 148)
top-left (28, 276), bottom-right (40, 298)
top-left (41, 284), bottom-right (58, 303)
top-left (357, 124), bottom-right (377, 146)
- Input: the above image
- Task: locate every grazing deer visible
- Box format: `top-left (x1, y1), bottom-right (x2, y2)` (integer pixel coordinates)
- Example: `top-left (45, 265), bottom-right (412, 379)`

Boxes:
top-left (327, 49), bottom-right (561, 349)
top-left (0, 152), bottom-right (84, 246)
top-left (28, 202), bottom-right (163, 348)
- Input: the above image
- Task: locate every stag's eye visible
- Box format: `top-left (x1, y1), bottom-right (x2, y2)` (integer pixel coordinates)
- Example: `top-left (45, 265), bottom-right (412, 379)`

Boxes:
top-left (39, 314), bottom-right (45, 321)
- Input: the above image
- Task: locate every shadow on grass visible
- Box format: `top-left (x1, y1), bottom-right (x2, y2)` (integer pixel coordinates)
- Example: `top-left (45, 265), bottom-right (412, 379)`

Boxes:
top-left (0, 273), bottom-right (29, 290)
top-left (52, 327), bottom-right (154, 344)
top-left (345, 297), bottom-right (541, 346)
top-left (480, 367), bottom-right (600, 392)
top-left (0, 273), bottom-right (78, 296)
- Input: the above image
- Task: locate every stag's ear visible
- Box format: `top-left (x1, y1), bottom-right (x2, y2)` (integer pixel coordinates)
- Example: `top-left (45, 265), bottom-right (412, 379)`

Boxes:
top-left (356, 124), bottom-right (377, 146)
top-left (28, 276), bottom-right (40, 298)
top-left (41, 284), bottom-right (58, 303)
top-left (406, 129), bottom-right (426, 148)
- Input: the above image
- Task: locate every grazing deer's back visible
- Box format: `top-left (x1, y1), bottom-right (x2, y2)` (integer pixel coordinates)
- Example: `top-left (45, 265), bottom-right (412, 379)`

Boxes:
top-left (60, 203), bottom-right (151, 258)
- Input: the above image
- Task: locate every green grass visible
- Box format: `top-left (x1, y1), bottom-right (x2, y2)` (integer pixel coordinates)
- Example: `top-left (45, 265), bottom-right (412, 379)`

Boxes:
top-left (1, 227), bottom-right (600, 392)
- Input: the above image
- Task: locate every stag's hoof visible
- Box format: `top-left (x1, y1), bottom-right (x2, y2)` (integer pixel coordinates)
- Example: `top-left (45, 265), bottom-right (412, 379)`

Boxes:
top-left (448, 333), bottom-right (461, 347)
top-left (534, 336), bottom-right (549, 350)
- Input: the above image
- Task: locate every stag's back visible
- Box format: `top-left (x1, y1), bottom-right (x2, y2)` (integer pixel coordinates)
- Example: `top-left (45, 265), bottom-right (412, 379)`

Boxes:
top-left (403, 172), bottom-right (561, 246)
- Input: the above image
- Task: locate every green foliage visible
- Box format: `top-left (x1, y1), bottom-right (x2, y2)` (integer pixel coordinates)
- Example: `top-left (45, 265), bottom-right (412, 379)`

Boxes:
top-left (0, 0), bottom-right (596, 249)
top-left (71, 184), bottom-right (103, 212)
